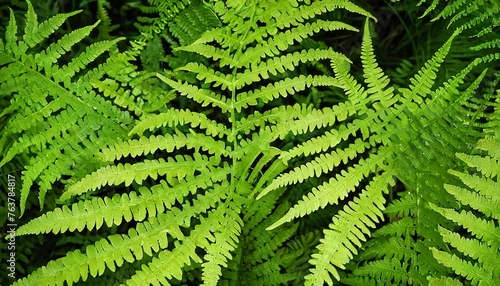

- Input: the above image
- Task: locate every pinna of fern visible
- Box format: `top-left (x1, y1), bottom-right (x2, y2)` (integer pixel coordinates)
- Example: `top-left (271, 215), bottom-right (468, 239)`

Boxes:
top-left (0, 0), bottom-right (147, 215)
top-left (9, 0), bottom-right (377, 285)
top-left (428, 124), bottom-right (500, 286)
top-left (301, 14), bottom-right (500, 285)
top-left (340, 32), bottom-right (499, 286)
top-left (265, 16), bottom-right (495, 284)
top-left (419, 0), bottom-right (500, 51)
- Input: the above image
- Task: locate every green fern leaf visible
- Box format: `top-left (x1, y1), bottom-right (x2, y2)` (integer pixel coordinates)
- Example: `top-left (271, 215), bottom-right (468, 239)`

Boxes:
top-left (304, 172), bottom-right (394, 285)
top-left (129, 108), bottom-right (229, 138)
top-left (430, 249), bottom-right (495, 286)
top-left (233, 49), bottom-right (349, 89)
top-left (238, 20), bottom-right (358, 68)
top-left (263, 139), bottom-right (369, 198)
top-left (427, 129), bottom-right (500, 284)
top-left (60, 155), bottom-right (220, 201)
top-left (11, 0), bottom-right (498, 285)
top-left (125, 204), bottom-right (233, 285)
top-left (17, 171), bottom-right (230, 235)
top-left (201, 202), bottom-right (242, 286)
top-left (263, 148), bottom-right (390, 226)
top-left (456, 152), bottom-right (500, 178)
top-left (157, 73), bottom-right (232, 112)
top-left (15, 182), bottom-right (231, 285)
top-left (0, 1), bottom-right (134, 215)
top-left (100, 133), bottom-right (230, 161)
top-left (360, 20), bottom-right (395, 107)
top-left (235, 75), bottom-right (342, 112)
top-left (443, 181), bottom-right (500, 219)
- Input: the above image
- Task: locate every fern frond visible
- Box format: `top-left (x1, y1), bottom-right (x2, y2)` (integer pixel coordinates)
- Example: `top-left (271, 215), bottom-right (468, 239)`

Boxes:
top-left (437, 227), bottom-right (500, 271)
top-left (426, 129), bottom-right (500, 284)
top-left (456, 152), bottom-right (500, 178)
top-left (129, 108), bottom-right (229, 138)
top-left (235, 75), bottom-right (342, 112)
top-left (157, 73), bottom-right (232, 112)
top-left (15, 181), bottom-right (231, 286)
top-left (14, 215), bottom-right (177, 286)
top-left (0, 0), bottom-right (136, 214)
top-left (221, 184), bottom-right (305, 285)
top-left (276, 106), bottom-right (362, 162)
top-left (13, 0), bottom-right (497, 284)
top-left (128, 0), bottom-right (193, 57)
top-left (305, 172), bottom-right (394, 285)
top-left (420, 0), bottom-right (500, 46)
top-left (428, 276), bottom-right (464, 286)
top-left (177, 62), bottom-right (235, 90)
top-left (443, 181), bottom-right (500, 220)
top-left (260, 139), bottom-right (378, 201)
top-left (90, 77), bottom-right (144, 116)
top-left (125, 203), bottom-right (235, 285)
top-left (401, 31), bottom-right (457, 104)
top-left (360, 20), bottom-right (395, 107)
top-left (4, 8), bottom-right (18, 53)
top-left (430, 249), bottom-right (496, 286)
top-left (357, 235), bottom-right (415, 262)
top-left (233, 49), bottom-right (349, 88)
top-left (238, 20), bottom-right (358, 68)
top-left (167, 0), bottom-right (221, 46)
top-left (60, 155), bottom-right (219, 201)
top-left (22, 1), bottom-right (79, 48)
top-left (430, 0), bottom-right (468, 21)
top-left (17, 170), bottom-right (230, 235)
top-left (95, 0), bottom-right (117, 39)
top-left (201, 202), bottom-right (242, 286)
top-left (331, 52), bottom-right (368, 106)
top-left (350, 258), bottom-right (413, 285)
top-left (433, 197), bottom-right (500, 242)
top-left (35, 21), bottom-right (100, 70)
top-left (262, 104), bottom-right (358, 143)
top-left (232, 104), bottom-right (313, 137)
top-left (328, 10), bottom-right (497, 284)
top-left (477, 131), bottom-right (500, 157)
top-left (178, 40), bottom-right (237, 66)
top-left (100, 133), bottom-right (230, 161)
top-left (448, 3), bottom-right (497, 30)
top-left (274, 0), bottom-right (376, 30)
top-left (60, 38), bottom-right (124, 80)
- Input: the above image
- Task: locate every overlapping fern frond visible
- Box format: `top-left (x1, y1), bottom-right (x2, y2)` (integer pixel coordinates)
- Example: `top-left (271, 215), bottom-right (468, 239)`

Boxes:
top-left (0, 0), bottom-right (139, 215)
top-left (420, 0), bottom-right (499, 29)
top-left (341, 27), bottom-right (499, 286)
top-left (4, 0), bottom-right (499, 285)
top-left (8, 0), bottom-right (375, 285)
top-left (306, 18), bottom-right (495, 285)
top-left (428, 124), bottom-right (500, 285)
top-left (420, 0), bottom-right (500, 49)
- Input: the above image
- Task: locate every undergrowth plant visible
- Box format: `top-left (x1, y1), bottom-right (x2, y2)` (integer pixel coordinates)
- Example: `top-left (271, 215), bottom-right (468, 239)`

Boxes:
top-left (0, 0), bottom-right (498, 285)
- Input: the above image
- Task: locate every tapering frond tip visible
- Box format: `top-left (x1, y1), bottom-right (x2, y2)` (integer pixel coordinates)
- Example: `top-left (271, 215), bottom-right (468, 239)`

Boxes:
top-left (23, 0), bottom-right (84, 48)
top-left (266, 216), bottom-right (291, 231)
top-left (337, 1), bottom-right (377, 22)
top-left (256, 182), bottom-right (279, 201)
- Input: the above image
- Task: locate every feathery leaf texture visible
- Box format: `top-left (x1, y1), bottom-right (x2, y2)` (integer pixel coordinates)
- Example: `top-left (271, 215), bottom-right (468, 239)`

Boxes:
top-left (428, 129), bottom-right (500, 285)
top-left (0, 0), bottom-right (138, 215)
top-left (3, 0), bottom-right (499, 285)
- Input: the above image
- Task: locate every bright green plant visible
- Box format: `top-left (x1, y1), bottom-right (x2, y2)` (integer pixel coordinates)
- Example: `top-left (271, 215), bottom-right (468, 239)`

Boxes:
top-left (0, 0), bottom-right (498, 285)
top-left (428, 123), bottom-right (500, 286)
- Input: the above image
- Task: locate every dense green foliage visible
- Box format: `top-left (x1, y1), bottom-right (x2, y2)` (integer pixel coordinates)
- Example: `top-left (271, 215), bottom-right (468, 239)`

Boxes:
top-left (0, 0), bottom-right (498, 285)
